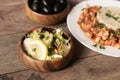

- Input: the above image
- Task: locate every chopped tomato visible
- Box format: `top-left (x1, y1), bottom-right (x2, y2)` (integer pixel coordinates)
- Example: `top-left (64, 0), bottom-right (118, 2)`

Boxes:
top-left (57, 44), bottom-right (62, 54)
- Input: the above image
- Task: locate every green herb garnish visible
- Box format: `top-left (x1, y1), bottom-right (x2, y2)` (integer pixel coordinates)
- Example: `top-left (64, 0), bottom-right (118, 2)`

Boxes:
top-left (113, 17), bottom-right (119, 21)
top-left (105, 12), bottom-right (119, 21)
top-left (93, 44), bottom-right (105, 49)
top-left (96, 23), bottom-right (103, 29)
top-left (111, 30), bottom-right (116, 37)
top-left (117, 32), bottom-right (120, 36)
top-left (105, 12), bottom-right (111, 17)
top-left (99, 45), bottom-right (105, 49)
top-left (93, 44), bottom-right (97, 47)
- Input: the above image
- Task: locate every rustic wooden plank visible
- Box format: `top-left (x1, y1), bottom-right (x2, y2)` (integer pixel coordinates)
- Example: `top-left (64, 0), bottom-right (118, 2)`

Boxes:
top-left (1, 0), bottom-right (120, 80)
top-left (0, 3), bottom-right (40, 36)
top-left (0, 33), bottom-right (29, 75)
top-left (2, 55), bottom-right (120, 80)
top-left (0, 0), bottom-right (25, 6)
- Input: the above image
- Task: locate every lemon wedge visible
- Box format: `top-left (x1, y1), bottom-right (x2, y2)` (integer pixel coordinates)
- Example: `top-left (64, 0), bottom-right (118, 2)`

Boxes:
top-left (23, 38), bottom-right (48, 60)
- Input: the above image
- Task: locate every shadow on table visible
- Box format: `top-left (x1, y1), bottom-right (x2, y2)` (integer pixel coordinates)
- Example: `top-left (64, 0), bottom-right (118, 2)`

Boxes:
top-left (0, 74), bottom-right (13, 80)
top-left (64, 35), bottom-right (99, 69)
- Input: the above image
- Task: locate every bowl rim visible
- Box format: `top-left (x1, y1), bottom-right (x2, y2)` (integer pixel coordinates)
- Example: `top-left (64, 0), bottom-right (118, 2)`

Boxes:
top-left (26, 0), bottom-right (70, 16)
top-left (18, 26), bottom-right (73, 62)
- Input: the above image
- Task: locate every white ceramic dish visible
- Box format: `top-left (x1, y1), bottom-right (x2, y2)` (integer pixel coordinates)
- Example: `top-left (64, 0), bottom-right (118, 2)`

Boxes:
top-left (67, 0), bottom-right (120, 57)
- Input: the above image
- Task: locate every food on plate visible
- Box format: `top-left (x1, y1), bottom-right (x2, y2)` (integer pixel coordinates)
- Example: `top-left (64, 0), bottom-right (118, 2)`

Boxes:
top-left (28, 0), bottom-right (68, 14)
top-left (78, 6), bottom-right (120, 49)
top-left (97, 7), bottom-right (120, 30)
top-left (23, 27), bottom-right (71, 60)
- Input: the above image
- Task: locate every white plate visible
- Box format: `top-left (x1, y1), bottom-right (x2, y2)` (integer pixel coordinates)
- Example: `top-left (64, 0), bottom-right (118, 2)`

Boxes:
top-left (67, 0), bottom-right (120, 57)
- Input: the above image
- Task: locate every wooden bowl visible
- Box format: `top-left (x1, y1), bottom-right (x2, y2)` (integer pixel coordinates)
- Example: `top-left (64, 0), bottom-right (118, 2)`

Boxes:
top-left (17, 27), bottom-right (73, 72)
top-left (25, 0), bottom-right (71, 25)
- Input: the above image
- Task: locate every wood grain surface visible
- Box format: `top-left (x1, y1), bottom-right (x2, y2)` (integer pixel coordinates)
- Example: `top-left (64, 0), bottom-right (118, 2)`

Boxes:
top-left (1, 0), bottom-right (120, 80)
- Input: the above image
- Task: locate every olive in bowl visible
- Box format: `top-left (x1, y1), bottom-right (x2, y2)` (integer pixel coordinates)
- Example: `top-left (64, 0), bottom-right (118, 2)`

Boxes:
top-left (25, 0), bottom-right (71, 25)
top-left (17, 27), bottom-right (73, 72)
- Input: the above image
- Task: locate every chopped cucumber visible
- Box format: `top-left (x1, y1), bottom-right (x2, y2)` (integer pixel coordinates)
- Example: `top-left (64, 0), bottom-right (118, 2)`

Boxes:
top-left (41, 31), bottom-right (53, 48)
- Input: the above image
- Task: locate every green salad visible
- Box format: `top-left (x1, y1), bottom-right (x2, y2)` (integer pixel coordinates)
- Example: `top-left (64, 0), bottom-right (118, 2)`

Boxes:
top-left (23, 27), bottom-right (71, 60)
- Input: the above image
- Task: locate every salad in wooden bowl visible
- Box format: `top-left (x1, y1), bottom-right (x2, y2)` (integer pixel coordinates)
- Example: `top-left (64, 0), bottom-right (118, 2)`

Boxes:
top-left (18, 27), bottom-right (73, 72)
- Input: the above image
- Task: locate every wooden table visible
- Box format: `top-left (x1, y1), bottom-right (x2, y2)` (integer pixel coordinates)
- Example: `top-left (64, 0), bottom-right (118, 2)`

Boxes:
top-left (1, 0), bottom-right (120, 80)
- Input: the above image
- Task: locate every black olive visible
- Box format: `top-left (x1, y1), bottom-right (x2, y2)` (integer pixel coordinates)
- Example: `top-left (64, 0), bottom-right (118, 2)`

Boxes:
top-left (29, 0), bottom-right (41, 6)
top-left (53, 3), bottom-right (64, 13)
top-left (33, 0), bottom-right (41, 3)
top-left (41, 0), bottom-right (47, 5)
top-left (57, 0), bottom-right (67, 7)
top-left (41, 5), bottom-right (53, 14)
top-left (59, 0), bottom-right (67, 4)
top-left (39, 34), bottom-right (44, 39)
top-left (31, 2), bottom-right (41, 13)
top-left (41, 0), bottom-right (56, 6)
